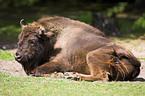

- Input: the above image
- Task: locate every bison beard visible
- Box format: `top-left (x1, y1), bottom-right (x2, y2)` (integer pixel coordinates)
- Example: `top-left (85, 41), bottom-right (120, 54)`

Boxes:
top-left (15, 16), bottom-right (141, 81)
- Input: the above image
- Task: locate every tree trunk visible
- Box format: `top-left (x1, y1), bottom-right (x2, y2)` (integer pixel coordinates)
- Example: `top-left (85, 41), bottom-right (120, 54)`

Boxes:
top-left (92, 12), bottom-right (121, 36)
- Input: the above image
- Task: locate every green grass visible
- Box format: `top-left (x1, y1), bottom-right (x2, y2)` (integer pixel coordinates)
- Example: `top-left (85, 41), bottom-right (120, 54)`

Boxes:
top-left (138, 58), bottom-right (145, 60)
top-left (0, 72), bottom-right (145, 96)
top-left (0, 50), bottom-right (15, 61)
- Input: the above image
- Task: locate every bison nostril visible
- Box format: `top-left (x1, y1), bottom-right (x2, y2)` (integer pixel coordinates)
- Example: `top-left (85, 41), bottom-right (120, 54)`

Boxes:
top-left (15, 52), bottom-right (22, 61)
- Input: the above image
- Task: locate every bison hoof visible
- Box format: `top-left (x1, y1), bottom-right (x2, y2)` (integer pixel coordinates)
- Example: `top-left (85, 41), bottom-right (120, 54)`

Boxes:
top-left (32, 68), bottom-right (48, 77)
top-left (64, 72), bottom-right (81, 81)
top-left (33, 70), bottom-right (43, 77)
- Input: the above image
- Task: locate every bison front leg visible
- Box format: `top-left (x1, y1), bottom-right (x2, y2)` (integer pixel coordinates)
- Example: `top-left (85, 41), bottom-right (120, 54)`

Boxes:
top-left (32, 61), bottom-right (71, 77)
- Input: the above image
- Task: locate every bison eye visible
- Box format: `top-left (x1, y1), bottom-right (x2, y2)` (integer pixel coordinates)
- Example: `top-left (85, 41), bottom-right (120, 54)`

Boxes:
top-left (28, 40), bottom-right (36, 45)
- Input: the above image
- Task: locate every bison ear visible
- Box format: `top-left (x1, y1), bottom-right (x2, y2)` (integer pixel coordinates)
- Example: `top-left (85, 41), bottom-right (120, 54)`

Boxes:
top-left (37, 27), bottom-right (55, 39)
top-left (44, 32), bottom-right (55, 39)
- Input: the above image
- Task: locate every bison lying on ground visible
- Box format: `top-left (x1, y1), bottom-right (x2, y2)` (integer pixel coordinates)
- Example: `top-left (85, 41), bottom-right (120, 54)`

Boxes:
top-left (15, 16), bottom-right (141, 81)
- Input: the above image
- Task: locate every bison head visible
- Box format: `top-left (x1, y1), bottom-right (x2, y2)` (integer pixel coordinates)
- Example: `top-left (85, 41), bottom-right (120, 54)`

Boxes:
top-left (15, 19), bottom-right (55, 75)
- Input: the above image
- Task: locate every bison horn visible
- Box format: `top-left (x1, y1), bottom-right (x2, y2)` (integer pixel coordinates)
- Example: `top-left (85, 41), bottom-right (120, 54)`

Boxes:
top-left (20, 19), bottom-right (26, 28)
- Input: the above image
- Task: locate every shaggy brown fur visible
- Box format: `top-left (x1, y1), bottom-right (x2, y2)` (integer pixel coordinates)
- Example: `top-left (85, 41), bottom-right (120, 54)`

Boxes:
top-left (15, 16), bottom-right (141, 81)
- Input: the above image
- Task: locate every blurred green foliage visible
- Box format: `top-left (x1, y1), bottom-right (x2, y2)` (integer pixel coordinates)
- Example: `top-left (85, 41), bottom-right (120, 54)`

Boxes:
top-left (0, 1), bottom-right (144, 39)
top-left (106, 2), bottom-right (127, 17)
top-left (0, 25), bottom-right (21, 37)
top-left (132, 14), bottom-right (145, 35)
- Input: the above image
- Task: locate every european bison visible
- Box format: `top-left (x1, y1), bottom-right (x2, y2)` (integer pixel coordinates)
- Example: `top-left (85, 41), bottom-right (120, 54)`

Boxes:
top-left (15, 16), bottom-right (141, 81)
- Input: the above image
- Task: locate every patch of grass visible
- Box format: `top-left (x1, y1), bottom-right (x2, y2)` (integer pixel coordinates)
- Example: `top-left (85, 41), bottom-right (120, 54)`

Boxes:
top-left (138, 58), bottom-right (145, 60)
top-left (111, 37), bottom-right (132, 42)
top-left (0, 72), bottom-right (145, 96)
top-left (0, 50), bottom-right (15, 61)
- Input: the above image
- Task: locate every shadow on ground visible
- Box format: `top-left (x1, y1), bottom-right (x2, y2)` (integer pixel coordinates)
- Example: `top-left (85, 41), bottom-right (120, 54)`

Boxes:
top-left (134, 77), bottom-right (145, 82)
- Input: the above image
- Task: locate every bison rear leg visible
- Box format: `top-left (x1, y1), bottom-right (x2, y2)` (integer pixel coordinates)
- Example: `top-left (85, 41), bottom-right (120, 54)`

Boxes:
top-left (60, 49), bottom-right (112, 82)
top-left (62, 49), bottom-right (112, 82)
top-left (73, 72), bottom-right (109, 81)
top-left (80, 49), bottom-right (113, 81)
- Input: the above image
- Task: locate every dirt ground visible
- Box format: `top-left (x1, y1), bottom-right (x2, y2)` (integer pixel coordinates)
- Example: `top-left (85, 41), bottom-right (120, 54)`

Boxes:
top-left (0, 40), bottom-right (145, 81)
